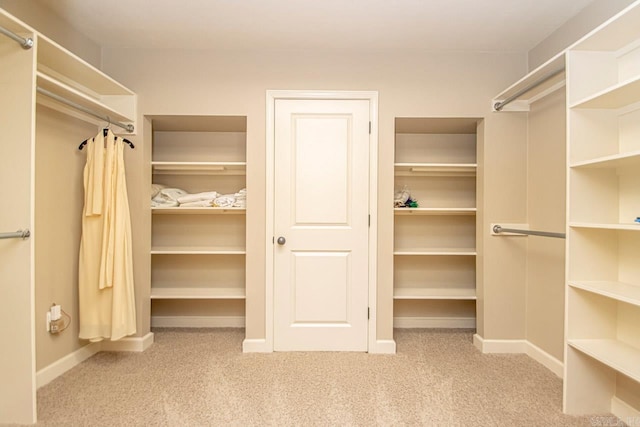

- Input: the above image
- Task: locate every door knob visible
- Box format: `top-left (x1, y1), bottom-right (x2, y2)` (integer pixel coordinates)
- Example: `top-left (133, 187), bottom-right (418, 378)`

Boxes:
top-left (277, 236), bottom-right (286, 245)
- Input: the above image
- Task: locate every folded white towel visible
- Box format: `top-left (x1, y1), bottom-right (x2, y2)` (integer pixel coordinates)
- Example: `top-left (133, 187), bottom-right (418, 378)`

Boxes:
top-left (151, 183), bottom-right (166, 199)
top-left (151, 188), bottom-right (188, 207)
top-left (213, 195), bottom-right (235, 207)
top-left (180, 200), bottom-right (214, 207)
top-left (177, 191), bottom-right (219, 204)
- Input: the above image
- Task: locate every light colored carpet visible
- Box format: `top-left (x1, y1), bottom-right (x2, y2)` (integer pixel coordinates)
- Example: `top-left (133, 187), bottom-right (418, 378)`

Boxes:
top-left (34, 328), bottom-right (605, 426)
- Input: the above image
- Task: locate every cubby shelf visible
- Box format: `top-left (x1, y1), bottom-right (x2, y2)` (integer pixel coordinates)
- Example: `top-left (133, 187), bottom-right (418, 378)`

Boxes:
top-left (570, 150), bottom-right (640, 169)
top-left (570, 74), bottom-right (640, 109)
top-left (394, 163), bottom-right (476, 177)
top-left (151, 207), bottom-right (246, 215)
top-left (150, 287), bottom-right (246, 300)
top-left (394, 248), bottom-right (477, 256)
top-left (568, 339), bottom-right (640, 383)
top-left (152, 161), bottom-right (246, 175)
top-left (151, 247), bottom-right (246, 255)
top-left (569, 222), bottom-right (640, 231)
top-left (393, 287), bottom-right (476, 300)
top-left (569, 281), bottom-right (640, 307)
top-left (394, 208), bottom-right (476, 215)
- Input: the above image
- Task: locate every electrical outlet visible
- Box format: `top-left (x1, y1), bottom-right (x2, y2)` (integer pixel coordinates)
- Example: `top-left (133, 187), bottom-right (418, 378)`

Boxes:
top-left (46, 311), bottom-right (51, 332)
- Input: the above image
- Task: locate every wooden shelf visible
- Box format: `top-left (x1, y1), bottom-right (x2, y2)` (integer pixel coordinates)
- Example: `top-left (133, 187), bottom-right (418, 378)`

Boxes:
top-left (394, 163), bottom-right (476, 176)
top-left (570, 222), bottom-right (640, 231)
top-left (37, 35), bottom-right (133, 96)
top-left (152, 161), bottom-right (246, 175)
top-left (568, 339), bottom-right (640, 383)
top-left (150, 287), bottom-right (246, 300)
top-left (570, 74), bottom-right (640, 109)
top-left (394, 287), bottom-right (476, 300)
top-left (394, 208), bottom-right (476, 215)
top-left (569, 281), bottom-right (640, 307)
top-left (394, 248), bottom-right (477, 256)
top-left (151, 246), bottom-right (246, 255)
top-left (570, 150), bottom-right (640, 169)
top-left (152, 207), bottom-right (246, 215)
top-left (36, 72), bottom-right (133, 123)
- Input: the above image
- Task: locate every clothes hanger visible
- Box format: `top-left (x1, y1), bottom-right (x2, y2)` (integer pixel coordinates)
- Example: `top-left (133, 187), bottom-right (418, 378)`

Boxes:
top-left (78, 118), bottom-right (135, 150)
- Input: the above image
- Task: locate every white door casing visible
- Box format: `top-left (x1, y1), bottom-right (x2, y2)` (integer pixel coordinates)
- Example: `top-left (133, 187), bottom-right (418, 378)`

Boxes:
top-left (273, 98), bottom-right (370, 351)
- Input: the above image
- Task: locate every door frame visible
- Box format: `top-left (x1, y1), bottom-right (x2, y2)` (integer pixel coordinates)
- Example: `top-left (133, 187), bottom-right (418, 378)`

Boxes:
top-left (265, 90), bottom-right (378, 352)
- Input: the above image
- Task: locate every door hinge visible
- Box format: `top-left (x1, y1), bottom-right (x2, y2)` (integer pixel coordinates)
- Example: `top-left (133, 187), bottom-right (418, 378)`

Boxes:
top-left (368, 307), bottom-right (370, 319)
top-left (368, 214), bottom-right (370, 227)
top-left (272, 236), bottom-right (274, 244)
top-left (369, 121), bottom-right (371, 134)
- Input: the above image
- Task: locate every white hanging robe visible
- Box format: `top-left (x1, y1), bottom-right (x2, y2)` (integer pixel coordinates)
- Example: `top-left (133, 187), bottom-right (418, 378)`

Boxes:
top-left (78, 129), bottom-right (136, 342)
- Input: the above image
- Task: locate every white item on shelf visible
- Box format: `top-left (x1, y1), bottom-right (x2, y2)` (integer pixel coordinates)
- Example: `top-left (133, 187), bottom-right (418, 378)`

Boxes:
top-left (213, 195), bottom-right (235, 207)
top-left (177, 191), bottom-right (219, 204)
top-left (151, 188), bottom-right (187, 207)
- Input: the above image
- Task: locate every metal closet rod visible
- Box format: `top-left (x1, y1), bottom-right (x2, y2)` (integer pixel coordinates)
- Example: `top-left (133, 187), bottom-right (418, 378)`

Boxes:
top-left (36, 87), bottom-right (135, 133)
top-left (493, 68), bottom-right (565, 111)
top-left (493, 224), bottom-right (565, 239)
top-left (0, 24), bottom-right (34, 49)
top-left (0, 229), bottom-right (30, 240)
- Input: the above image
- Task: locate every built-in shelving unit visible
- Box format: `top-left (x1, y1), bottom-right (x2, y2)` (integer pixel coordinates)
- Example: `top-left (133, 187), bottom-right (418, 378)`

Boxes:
top-left (149, 115), bottom-right (247, 324)
top-left (563, 1), bottom-right (640, 415)
top-left (0, 8), bottom-right (137, 424)
top-left (393, 118), bottom-right (479, 328)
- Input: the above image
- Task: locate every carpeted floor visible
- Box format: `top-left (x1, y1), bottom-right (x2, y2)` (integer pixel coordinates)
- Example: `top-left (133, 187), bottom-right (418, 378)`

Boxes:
top-left (33, 328), bottom-right (608, 426)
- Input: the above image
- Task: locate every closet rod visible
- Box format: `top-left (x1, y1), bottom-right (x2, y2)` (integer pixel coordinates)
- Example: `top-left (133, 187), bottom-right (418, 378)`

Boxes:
top-left (493, 224), bottom-right (565, 239)
top-left (493, 68), bottom-right (565, 111)
top-left (0, 24), bottom-right (34, 49)
top-left (36, 86), bottom-right (135, 133)
top-left (0, 229), bottom-right (30, 240)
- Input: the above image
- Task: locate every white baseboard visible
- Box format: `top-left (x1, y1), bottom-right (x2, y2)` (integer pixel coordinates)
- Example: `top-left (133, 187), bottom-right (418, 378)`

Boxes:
top-left (370, 339), bottom-right (396, 354)
top-left (151, 316), bottom-right (245, 328)
top-left (242, 338), bottom-right (270, 353)
top-left (394, 316), bottom-right (476, 329)
top-left (101, 332), bottom-right (155, 352)
top-left (525, 341), bottom-right (563, 378)
top-left (36, 332), bottom-right (155, 389)
top-left (473, 334), bottom-right (527, 353)
top-left (611, 396), bottom-right (640, 424)
top-left (473, 334), bottom-right (563, 378)
top-left (36, 342), bottom-right (101, 389)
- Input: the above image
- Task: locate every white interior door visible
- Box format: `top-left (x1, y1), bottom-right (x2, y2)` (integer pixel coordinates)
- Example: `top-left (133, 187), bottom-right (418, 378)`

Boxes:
top-left (273, 98), bottom-right (370, 351)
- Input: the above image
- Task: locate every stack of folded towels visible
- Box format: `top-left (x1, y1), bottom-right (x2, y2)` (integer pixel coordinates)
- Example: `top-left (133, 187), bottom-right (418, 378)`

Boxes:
top-left (151, 184), bottom-right (247, 208)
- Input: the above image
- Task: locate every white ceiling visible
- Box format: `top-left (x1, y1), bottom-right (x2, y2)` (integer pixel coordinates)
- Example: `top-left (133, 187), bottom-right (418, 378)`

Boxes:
top-left (39, 0), bottom-right (596, 52)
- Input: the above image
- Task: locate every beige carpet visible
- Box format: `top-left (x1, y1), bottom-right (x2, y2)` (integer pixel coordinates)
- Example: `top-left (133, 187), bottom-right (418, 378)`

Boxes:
top-left (34, 328), bottom-right (607, 426)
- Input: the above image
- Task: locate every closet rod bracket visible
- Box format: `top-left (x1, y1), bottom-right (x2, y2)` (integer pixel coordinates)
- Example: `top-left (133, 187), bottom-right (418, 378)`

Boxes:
top-left (0, 229), bottom-right (31, 240)
top-left (0, 24), bottom-right (34, 49)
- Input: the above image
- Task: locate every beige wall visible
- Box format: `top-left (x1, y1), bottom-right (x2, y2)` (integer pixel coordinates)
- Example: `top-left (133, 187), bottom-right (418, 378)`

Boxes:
top-left (478, 113), bottom-right (528, 339)
top-left (528, 0), bottom-right (635, 70)
top-left (34, 106), bottom-right (95, 370)
top-left (526, 89), bottom-right (566, 360)
top-left (100, 48), bottom-right (528, 343)
top-left (0, 0), bottom-right (101, 67)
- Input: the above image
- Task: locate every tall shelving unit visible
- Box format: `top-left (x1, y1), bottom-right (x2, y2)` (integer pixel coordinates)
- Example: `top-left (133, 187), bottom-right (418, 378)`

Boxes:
top-left (0, 8), bottom-right (137, 424)
top-left (564, 3), bottom-right (640, 415)
top-left (149, 116), bottom-right (247, 325)
top-left (393, 118), bottom-right (478, 328)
